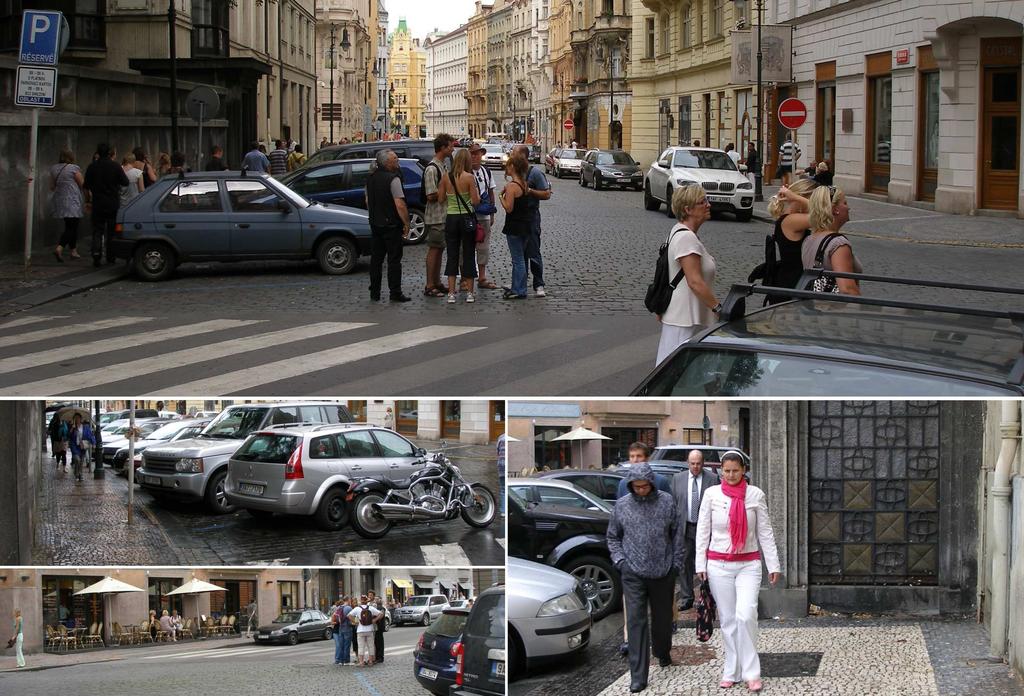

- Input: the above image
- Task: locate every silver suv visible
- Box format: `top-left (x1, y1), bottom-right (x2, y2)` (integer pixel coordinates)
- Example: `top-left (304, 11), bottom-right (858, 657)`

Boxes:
top-left (137, 402), bottom-right (353, 513)
top-left (394, 595), bottom-right (450, 627)
top-left (224, 423), bottom-right (428, 530)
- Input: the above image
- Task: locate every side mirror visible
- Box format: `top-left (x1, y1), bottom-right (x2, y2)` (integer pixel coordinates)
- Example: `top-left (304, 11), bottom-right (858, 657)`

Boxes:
top-left (277, 200), bottom-right (291, 213)
top-left (417, 447), bottom-right (428, 457)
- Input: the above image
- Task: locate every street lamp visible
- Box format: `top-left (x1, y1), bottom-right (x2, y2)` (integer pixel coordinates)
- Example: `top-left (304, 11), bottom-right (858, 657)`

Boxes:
top-left (372, 65), bottom-right (390, 140)
top-left (328, 24), bottom-right (337, 144)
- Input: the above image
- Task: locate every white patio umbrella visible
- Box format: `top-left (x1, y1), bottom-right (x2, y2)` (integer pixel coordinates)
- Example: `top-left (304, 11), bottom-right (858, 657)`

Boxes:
top-left (552, 426), bottom-right (610, 469)
top-left (166, 577), bottom-right (228, 638)
top-left (73, 576), bottom-right (146, 647)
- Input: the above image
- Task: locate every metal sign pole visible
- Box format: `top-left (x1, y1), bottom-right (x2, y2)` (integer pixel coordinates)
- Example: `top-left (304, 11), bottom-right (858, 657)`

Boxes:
top-left (197, 100), bottom-right (205, 172)
top-left (127, 399), bottom-right (135, 525)
top-left (23, 107), bottom-right (39, 269)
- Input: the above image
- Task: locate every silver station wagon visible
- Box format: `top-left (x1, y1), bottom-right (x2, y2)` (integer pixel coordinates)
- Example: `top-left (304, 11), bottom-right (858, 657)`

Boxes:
top-left (224, 423), bottom-right (429, 531)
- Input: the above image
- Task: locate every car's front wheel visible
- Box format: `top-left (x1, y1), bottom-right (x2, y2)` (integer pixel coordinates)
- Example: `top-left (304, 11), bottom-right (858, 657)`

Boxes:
top-left (593, 175), bottom-right (602, 191)
top-left (421, 612), bottom-right (431, 627)
top-left (665, 186), bottom-right (676, 218)
top-left (563, 554), bottom-right (621, 622)
top-left (133, 242), bottom-right (176, 281)
top-left (317, 236), bottom-right (357, 275)
top-left (287, 631), bottom-right (299, 646)
top-left (406, 209), bottom-right (427, 244)
top-left (643, 182), bottom-right (660, 211)
top-left (578, 172), bottom-right (586, 187)
top-left (204, 470), bottom-right (236, 514)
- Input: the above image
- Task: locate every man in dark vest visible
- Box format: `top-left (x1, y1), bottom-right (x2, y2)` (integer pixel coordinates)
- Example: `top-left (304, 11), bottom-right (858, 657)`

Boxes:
top-left (365, 149), bottom-right (411, 302)
top-left (83, 143), bottom-right (129, 267)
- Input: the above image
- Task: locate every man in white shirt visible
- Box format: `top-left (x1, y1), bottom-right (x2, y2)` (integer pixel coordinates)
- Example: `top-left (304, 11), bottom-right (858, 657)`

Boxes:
top-left (671, 450), bottom-right (719, 610)
top-left (353, 594), bottom-right (381, 666)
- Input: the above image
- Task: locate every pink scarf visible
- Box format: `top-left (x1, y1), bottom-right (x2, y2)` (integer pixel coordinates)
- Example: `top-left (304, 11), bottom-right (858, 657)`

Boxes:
top-left (720, 479), bottom-right (748, 554)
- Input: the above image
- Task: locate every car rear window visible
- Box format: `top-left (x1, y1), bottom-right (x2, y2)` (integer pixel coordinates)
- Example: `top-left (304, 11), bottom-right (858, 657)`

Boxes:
top-left (465, 591), bottom-right (504, 639)
top-left (646, 349), bottom-right (1016, 396)
top-left (430, 612), bottom-right (468, 638)
top-left (234, 433), bottom-right (299, 463)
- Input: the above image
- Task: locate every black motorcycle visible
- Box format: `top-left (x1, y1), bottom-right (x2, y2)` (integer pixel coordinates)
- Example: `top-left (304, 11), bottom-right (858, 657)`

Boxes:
top-left (346, 448), bottom-right (496, 539)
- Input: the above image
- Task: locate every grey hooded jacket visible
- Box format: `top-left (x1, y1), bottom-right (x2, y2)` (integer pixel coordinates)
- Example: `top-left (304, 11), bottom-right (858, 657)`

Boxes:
top-left (606, 463), bottom-right (684, 579)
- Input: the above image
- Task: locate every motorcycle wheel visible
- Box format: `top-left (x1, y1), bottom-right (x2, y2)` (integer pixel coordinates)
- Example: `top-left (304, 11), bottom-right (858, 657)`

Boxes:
top-left (460, 484), bottom-right (497, 528)
top-left (350, 492), bottom-right (394, 539)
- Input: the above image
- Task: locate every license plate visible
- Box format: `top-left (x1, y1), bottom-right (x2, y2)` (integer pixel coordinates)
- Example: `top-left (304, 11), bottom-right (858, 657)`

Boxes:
top-left (141, 475), bottom-right (161, 485)
top-left (419, 667), bottom-right (438, 680)
top-left (492, 661), bottom-right (505, 678)
top-left (708, 195), bottom-right (731, 203)
top-left (239, 483), bottom-right (265, 496)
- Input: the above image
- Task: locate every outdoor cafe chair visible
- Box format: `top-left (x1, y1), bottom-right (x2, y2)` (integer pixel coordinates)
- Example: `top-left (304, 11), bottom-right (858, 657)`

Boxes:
top-left (181, 618), bottom-right (193, 639)
top-left (227, 615), bottom-right (237, 635)
top-left (56, 624), bottom-right (74, 651)
top-left (137, 621), bottom-right (154, 644)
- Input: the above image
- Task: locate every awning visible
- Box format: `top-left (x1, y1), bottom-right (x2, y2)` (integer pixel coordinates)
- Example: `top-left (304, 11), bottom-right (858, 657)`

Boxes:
top-left (390, 578), bottom-right (414, 591)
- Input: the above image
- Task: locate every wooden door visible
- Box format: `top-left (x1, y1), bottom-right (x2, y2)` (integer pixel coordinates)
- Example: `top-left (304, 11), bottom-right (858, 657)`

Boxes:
top-left (440, 401), bottom-right (461, 440)
top-left (981, 66), bottom-right (1021, 209)
top-left (489, 401), bottom-right (505, 442)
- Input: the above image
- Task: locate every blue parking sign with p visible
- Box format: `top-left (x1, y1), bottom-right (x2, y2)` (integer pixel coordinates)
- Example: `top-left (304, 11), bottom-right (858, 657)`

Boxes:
top-left (20, 10), bottom-right (63, 66)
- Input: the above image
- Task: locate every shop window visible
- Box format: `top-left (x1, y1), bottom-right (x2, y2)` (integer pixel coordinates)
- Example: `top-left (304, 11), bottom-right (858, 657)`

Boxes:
top-left (533, 425), bottom-right (571, 470)
top-left (600, 427), bottom-right (658, 468)
top-left (149, 577), bottom-right (184, 616)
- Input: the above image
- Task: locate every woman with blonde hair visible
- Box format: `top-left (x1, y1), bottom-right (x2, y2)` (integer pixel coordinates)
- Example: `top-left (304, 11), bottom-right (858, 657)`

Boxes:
top-left (10, 608), bottom-right (24, 668)
top-left (156, 152), bottom-right (172, 177)
top-left (437, 147), bottom-right (482, 303)
top-left (120, 153), bottom-right (145, 207)
top-left (801, 185), bottom-right (861, 295)
top-left (696, 453), bottom-right (780, 692)
top-left (760, 179), bottom-right (818, 297)
top-left (50, 149), bottom-right (86, 262)
top-left (655, 183), bottom-right (721, 365)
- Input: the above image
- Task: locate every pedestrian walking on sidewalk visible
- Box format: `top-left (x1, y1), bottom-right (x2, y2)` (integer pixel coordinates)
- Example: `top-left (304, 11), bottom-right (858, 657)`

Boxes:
top-left (50, 149), bottom-right (85, 262)
top-left (695, 453), bottom-right (780, 693)
top-left (743, 144), bottom-right (760, 188)
top-left (48, 413), bottom-right (68, 470)
top-left (68, 412), bottom-right (95, 482)
top-left (269, 140), bottom-right (289, 177)
top-left (331, 597), bottom-right (353, 664)
top-left (513, 144), bottom-right (551, 298)
top-left (242, 142), bottom-right (270, 174)
top-left (369, 592), bottom-right (385, 664)
top-left (437, 147), bottom-right (481, 303)
top-left (615, 443), bottom-right (671, 499)
top-left (365, 150), bottom-right (412, 302)
top-left (800, 185), bottom-right (861, 295)
top-left (244, 600), bottom-right (257, 639)
top-left (384, 407), bottom-right (394, 430)
top-left (499, 155), bottom-right (532, 300)
top-left (287, 144), bottom-right (306, 172)
top-left (10, 609), bottom-right (24, 668)
top-left (607, 463), bottom-right (683, 693)
top-left (204, 145), bottom-right (228, 172)
top-left (776, 137), bottom-right (801, 186)
top-left (671, 450), bottom-right (719, 611)
top-left (655, 184), bottom-right (721, 366)
top-left (348, 597), bottom-right (359, 661)
top-left (83, 143), bottom-right (129, 267)
top-left (354, 595), bottom-right (381, 666)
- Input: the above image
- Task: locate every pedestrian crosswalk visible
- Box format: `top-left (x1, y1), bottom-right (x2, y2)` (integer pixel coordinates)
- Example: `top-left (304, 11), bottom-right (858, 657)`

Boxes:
top-left (0, 312), bottom-right (658, 395)
top-left (135, 637), bottom-right (420, 663)
top-left (247, 540), bottom-right (504, 568)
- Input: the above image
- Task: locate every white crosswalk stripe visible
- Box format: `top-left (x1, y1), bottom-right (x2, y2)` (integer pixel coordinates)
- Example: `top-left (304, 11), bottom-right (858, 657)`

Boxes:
top-left (0, 315), bottom-right (69, 330)
top-left (0, 315), bottom-right (151, 349)
top-left (2, 321), bottom-right (372, 395)
top-left (494, 537), bottom-right (507, 550)
top-left (419, 543), bottom-right (473, 567)
top-left (167, 324), bottom-right (486, 394)
top-left (0, 318), bottom-right (262, 374)
top-left (333, 551), bottom-right (380, 566)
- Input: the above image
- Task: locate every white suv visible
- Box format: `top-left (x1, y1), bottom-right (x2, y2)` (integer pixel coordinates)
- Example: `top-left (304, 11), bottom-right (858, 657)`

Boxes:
top-left (394, 595), bottom-right (450, 626)
top-left (643, 147), bottom-right (754, 221)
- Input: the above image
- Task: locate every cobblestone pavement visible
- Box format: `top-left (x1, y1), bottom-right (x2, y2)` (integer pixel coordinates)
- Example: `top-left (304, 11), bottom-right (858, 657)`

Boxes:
top-left (32, 440), bottom-right (505, 567)
top-left (515, 614), bottom-right (1023, 696)
top-left (3, 177), bottom-right (1023, 395)
top-left (0, 625), bottom-right (432, 696)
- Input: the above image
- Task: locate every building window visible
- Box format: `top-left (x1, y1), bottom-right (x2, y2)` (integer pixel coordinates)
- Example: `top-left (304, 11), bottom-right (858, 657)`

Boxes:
top-left (866, 54), bottom-right (892, 194)
top-left (149, 578), bottom-right (184, 616)
top-left (192, 0), bottom-right (229, 57)
top-left (681, 3), bottom-right (692, 49)
top-left (711, 0), bottom-right (724, 38)
top-left (602, 0), bottom-right (613, 15)
top-left (678, 95), bottom-right (692, 145)
top-left (919, 70), bottom-right (939, 201)
top-left (600, 427), bottom-right (658, 469)
top-left (278, 581), bottom-right (300, 612)
top-left (533, 426), bottom-right (572, 471)
top-left (1, 1), bottom-right (105, 51)
top-left (659, 13), bottom-right (669, 54)
top-left (644, 17), bottom-right (655, 58)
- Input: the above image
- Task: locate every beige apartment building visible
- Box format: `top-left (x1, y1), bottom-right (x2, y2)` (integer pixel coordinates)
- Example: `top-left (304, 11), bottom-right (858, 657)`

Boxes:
top-left (467, 2), bottom-right (493, 137)
top-left (315, 0), bottom-right (376, 145)
top-left (388, 18), bottom-right (427, 137)
top-left (547, 0), bottom-right (576, 148)
top-left (485, 0), bottom-right (513, 133)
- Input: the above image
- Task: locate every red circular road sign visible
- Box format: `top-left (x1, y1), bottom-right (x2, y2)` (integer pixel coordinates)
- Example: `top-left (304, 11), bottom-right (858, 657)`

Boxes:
top-left (563, 118), bottom-right (574, 131)
top-left (778, 98), bottom-right (808, 130)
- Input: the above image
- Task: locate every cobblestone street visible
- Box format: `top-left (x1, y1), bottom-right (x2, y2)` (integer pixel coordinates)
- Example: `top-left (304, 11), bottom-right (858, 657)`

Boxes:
top-left (512, 613), bottom-right (1024, 696)
top-left (32, 439), bottom-right (504, 567)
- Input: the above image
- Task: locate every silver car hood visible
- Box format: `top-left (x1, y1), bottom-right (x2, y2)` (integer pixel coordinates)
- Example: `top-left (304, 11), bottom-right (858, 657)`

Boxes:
top-left (668, 166), bottom-right (748, 185)
top-left (508, 557), bottom-right (577, 607)
top-left (144, 436), bottom-right (244, 459)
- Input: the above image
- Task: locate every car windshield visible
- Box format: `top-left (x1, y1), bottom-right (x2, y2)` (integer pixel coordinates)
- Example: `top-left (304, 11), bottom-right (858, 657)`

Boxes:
top-left (138, 422), bottom-right (166, 437)
top-left (201, 407), bottom-right (268, 439)
top-left (406, 596), bottom-right (429, 606)
top-left (105, 424), bottom-right (131, 436)
top-left (304, 149), bottom-right (336, 167)
top-left (234, 433), bottom-right (299, 463)
top-left (430, 612), bottom-right (468, 638)
top-left (644, 349), bottom-right (1017, 396)
top-left (597, 152), bottom-right (633, 165)
top-left (274, 612), bottom-right (302, 624)
top-left (483, 145), bottom-right (503, 154)
top-left (672, 150), bottom-right (737, 171)
top-left (561, 149), bottom-right (586, 159)
top-left (265, 179), bottom-right (311, 208)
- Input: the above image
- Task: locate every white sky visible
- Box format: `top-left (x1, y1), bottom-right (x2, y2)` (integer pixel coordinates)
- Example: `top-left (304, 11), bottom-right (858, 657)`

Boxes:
top-left (384, 0), bottom-right (478, 41)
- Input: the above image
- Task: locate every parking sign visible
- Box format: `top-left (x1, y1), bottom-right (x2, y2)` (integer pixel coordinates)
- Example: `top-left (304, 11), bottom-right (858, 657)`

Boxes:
top-left (19, 10), bottom-right (63, 66)
top-left (16, 66), bottom-right (57, 108)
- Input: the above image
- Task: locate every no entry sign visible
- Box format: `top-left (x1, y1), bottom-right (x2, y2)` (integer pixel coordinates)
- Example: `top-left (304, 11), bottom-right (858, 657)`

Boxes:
top-left (778, 98), bottom-right (807, 130)
top-left (563, 118), bottom-right (574, 130)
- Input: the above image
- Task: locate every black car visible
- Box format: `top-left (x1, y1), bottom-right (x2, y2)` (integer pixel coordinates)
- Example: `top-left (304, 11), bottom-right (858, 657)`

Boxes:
top-left (305, 139), bottom-right (436, 168)
top-left (579, 149), bottom-right (643, 190)
top-left (507, 488), bottom-right (621, 621)
top-left (253, 608), bottom-right (333, 645)
top-left (450, 584), bottom-right (504, 696)
top-left (634, 275), bottom-right (1024, 396)
top-left (536, 469), bottom-right (626, 504)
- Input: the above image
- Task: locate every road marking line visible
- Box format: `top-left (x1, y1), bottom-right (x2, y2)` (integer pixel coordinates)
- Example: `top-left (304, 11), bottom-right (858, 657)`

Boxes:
top-left (333, 550), bottom-right (380, 565)
top-left (0, 319), bottom-right (262, 373)
top-left (420, 543), bottom-right (472, 567)
top-left (385, 646), bottom-right (416, 656)
top-left (495, 538), bottom-right (507, 550)
top-left (357, 672), bottom-right (386, 696)
top-left (0, 315), bottom-right (68, 330)
top-left (166, 325), bottom-right (486, 394)
top-left (139, 645), bottom-right (269, 659)
top-left (0, 316), bottom-right (151, 349)
top-left (0, 322), bottom-right (372, 395)
top-left (198, 646), bottom-right (291, 658)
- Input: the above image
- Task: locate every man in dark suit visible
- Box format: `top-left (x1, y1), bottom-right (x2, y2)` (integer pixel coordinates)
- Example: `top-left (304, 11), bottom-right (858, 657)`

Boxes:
top-left (671, 450), bottom-right (720, 610)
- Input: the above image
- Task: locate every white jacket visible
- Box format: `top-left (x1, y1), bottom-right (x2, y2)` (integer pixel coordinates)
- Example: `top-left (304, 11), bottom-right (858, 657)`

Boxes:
top-left (694, 484), bottom-right (781, 574)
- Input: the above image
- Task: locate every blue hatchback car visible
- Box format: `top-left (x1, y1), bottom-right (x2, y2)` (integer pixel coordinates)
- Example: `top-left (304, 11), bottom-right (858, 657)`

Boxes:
top-left (280, 158), bottom-right (427, 244)
top-left (413, 608), bottom-right (470, 696)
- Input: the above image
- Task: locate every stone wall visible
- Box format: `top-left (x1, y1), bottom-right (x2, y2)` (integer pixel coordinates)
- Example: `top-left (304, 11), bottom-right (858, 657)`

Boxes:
top-left (0, 401), bottom-right (43, 566)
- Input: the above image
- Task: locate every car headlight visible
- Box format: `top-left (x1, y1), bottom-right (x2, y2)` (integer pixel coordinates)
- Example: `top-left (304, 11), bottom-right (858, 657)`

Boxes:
top-left (676, 179), bottom-right (696, 187)
top-left (537, 593), bottom-right (586, 617)
top-left (737, 182), bottom-right (753, 190)
top-left (175, 457), bottom-right (204, 473)
top-left (600, 169), bottom-right (616, 176)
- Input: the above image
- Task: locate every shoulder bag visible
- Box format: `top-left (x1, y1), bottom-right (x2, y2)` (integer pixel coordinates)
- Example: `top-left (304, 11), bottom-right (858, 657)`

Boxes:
top-left (805, 232), bottom-right (843, 294)
top-left (449, 172), bottom-right (478, 236)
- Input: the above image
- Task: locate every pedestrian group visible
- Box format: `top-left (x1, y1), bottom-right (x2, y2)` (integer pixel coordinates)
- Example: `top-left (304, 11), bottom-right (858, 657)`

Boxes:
top-left (328, 592), bottom-right (386, 667)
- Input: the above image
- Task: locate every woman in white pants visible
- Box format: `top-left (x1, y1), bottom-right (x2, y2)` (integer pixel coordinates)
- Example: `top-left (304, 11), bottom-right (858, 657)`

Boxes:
top-left (353, 597), bottom-right (381, 666)
top-left (10, 609), bottom-right (25, 668)
top-left (695, 453), bottom-right (780, 692)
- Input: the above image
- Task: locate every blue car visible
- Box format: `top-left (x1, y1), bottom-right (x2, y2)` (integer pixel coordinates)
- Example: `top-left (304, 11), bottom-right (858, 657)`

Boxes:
top-left (414, 608), bottom-right (470, 696)
top-left (281, 158), bottom-right (428, 244)
top-left (110, 171), bottom-right (372, 281)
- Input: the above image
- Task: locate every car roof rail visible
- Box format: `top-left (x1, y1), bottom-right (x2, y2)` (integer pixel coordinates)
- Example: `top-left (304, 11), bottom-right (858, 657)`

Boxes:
top-left (797, 270), bottom-right (1024, 298)
top-left (309, 422), bottom-right (367, 432)
top-left (263, 421), bottom-right (325, 431)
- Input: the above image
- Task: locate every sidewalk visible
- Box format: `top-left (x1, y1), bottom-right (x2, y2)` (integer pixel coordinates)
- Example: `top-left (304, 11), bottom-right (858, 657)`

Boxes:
top-left (752, 185), bottom-right (1024, 249)
top-left (0, 635), bottom-right (250, 673)
top-left (0, 249), bottom-right (128, 316)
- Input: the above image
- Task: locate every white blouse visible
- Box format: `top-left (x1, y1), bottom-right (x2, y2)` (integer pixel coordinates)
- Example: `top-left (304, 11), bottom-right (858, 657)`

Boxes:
top-left (694, 484), bottom-right (781, 574)
top-left (662, 223), bottom-right (717, 328)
